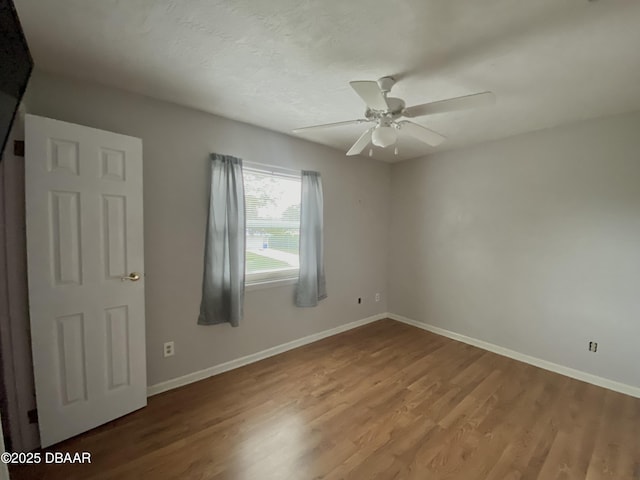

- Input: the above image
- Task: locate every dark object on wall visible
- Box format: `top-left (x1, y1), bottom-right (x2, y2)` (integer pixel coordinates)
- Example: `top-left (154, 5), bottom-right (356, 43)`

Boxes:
top-left (0, 0), bottom-right (33, 159)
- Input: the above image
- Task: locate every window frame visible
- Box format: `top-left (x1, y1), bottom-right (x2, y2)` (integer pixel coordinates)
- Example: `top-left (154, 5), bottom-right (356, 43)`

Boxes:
top-left (243, 163), bottom-right (301, 287)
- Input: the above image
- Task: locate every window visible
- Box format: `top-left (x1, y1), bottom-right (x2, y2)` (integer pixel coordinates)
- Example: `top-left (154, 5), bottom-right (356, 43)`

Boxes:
top-left (244, 166), bottom-right (301, 284)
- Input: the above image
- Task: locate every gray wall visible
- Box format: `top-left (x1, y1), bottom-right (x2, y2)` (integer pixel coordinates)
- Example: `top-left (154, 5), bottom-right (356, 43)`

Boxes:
top-left (26, 70), bottom-right (390, 386)
top-left (389, 111), bottom-right (640, 387)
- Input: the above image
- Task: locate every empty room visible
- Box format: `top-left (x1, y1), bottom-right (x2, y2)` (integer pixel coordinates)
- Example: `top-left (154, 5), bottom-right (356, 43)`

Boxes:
top-left (0, 0), bottom-right (639, 479)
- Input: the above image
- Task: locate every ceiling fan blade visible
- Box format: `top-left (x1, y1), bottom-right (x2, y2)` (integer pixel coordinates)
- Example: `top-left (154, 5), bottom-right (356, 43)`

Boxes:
top-left (292, 119), bottom-right (368, 133)
top-left (346, 128), bottom-right (373, 156)
top-left (398, 121), bottom-right (446, 147)
top-left (349, 81), bottom-right (390, 111)
top-left (403, 91), bottom-right (495, 118)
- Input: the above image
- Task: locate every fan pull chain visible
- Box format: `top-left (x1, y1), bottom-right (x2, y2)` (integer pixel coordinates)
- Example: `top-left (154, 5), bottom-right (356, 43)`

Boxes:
top-left (369, 148), bottom-right (373, 157)
top-left (394, 145), bottom-right (398, 155)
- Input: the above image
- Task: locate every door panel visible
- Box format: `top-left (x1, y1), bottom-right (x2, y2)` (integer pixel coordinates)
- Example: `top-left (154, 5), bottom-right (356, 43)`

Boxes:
top-left (105, 305), bottom-right (130, 390)
top-left (102, 194), bottom-right (127, 279)
top-left (25, 114), bottom-right (146, 447)
top-left (56, 313), bottom-right (88, 405)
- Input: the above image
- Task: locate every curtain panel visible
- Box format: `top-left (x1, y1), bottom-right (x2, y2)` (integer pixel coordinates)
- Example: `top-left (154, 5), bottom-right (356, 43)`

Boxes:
top-left (198, 154), bottom-right (245, 326)
top-left (295, 170), bottom-right (327, 307)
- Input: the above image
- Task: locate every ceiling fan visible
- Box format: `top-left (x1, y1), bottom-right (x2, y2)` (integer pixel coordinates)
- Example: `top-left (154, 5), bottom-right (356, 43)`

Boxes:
top-left (293, 77), bottom-right (495, 156)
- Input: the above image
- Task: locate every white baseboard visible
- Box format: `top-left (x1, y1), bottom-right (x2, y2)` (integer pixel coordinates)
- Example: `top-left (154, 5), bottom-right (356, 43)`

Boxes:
top-left (388, 313), bottom-right (640, 399)
top-left (147, 312), bottom-right (387, 397)
top-left (148, 312), bottom-right (639, 399)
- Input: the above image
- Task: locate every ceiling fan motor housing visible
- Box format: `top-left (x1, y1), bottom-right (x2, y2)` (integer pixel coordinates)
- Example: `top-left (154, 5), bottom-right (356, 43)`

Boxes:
top-left (365, 97), bottom-right (406, 119)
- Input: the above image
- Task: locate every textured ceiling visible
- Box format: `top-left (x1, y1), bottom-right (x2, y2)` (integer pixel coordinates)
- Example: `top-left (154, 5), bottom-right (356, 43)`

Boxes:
top-left (14, 0), bottom-right (640, 162)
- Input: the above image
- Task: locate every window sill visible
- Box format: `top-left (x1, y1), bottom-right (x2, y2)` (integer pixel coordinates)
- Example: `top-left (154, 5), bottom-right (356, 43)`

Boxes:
top-left (245, 276), bottom-right (298, 291)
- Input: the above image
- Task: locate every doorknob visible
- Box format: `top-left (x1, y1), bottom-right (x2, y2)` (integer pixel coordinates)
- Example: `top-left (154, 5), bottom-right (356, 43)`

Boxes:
top-left (120, 272), bottom-right (142, 282)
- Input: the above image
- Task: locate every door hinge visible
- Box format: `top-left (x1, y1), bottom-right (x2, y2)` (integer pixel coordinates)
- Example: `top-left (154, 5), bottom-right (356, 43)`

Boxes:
top-left (14, 140), bottom-right (25, 157)
top-left (27, 408), bottom-right (38, 424)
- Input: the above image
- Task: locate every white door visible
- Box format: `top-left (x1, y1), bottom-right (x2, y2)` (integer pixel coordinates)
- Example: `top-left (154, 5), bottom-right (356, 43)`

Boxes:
top-left (25, 114), bottom-right (146, 447)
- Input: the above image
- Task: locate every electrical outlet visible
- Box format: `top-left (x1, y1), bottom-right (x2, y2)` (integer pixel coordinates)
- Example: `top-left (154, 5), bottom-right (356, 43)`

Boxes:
top-left (588, 341), bottom-right (598, 352)
top-left (375, 293), bottom-right (380, 302)
top-left (164, 341), bottom-right (175, 357)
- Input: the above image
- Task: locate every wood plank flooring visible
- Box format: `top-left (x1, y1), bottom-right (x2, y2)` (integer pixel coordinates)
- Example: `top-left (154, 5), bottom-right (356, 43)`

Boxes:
top-left (10, 319), bottom-right (640, 479)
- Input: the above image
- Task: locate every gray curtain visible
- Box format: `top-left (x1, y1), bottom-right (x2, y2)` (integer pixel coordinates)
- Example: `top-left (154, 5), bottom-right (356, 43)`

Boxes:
top-left (198, 154), bottom-right (245, 326)
top-left (296, 170), bottom-right (327, 307)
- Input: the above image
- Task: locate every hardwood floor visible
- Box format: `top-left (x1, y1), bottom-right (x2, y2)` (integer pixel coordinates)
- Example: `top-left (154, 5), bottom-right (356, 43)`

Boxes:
top-left (11, 319), bottom-right (640, 479)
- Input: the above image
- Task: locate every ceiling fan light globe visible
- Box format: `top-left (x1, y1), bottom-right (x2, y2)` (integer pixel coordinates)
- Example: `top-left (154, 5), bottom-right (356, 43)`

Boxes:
top-left (371, 126), bottom-right (397, 148)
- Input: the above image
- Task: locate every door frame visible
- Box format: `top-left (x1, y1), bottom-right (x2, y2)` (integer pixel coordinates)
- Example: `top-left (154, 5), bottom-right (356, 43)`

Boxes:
top-left (0, 107), bottom-right (40, 452)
